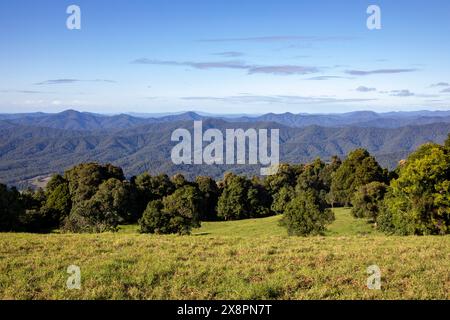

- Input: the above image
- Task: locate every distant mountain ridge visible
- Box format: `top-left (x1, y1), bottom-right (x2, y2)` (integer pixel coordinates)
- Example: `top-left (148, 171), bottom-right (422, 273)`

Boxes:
top-left (0, 113), bottom-right (449, 188)
top-left (2, 109), bottom-right (450, 131)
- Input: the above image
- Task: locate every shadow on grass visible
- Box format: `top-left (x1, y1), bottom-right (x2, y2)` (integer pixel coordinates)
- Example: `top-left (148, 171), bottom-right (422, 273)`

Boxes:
top-left (192, 232), bottom-right (211, 236)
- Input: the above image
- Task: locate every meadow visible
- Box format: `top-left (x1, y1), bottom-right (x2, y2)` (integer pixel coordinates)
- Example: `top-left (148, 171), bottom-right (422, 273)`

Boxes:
top-left (0, 209), bottom-right (448, 300)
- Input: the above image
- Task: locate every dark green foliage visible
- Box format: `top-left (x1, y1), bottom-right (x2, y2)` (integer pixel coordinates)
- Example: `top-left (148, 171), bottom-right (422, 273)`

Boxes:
top-left (132, 172), bottom-right (175, 220)
top-left (138, 200), bottom-right (167, 233)
top-left (64, 163), bottom-right (125, 204)
top-left (171, 173), bottom-right (189, 189)
top-left (271, 186), bottom-right (294, 214)
top-left (195, 176), bottom-right (219, 221)
top-left (351, 182), bottom-right (387, 221)
top-left (380, 143), bottom-right (450, 235)
top-left (217, 173), bottom-right (271, 220)
top-left (248, 177), bottom-right (271, 218)
top-left (62, 178), bottom-right (131, 233)
top-left (444, 133), bottom-right (450, 149)
top-left (0, 184), bottom-right (25, 231)
top-left (296, 158), bottom-right (333, 207)
top-left (45, 174), bottom-right (67, 195)
top-left (330, 148), bottom-right (385, 206)
top-left (139, 185), bottom-right (201, 234)
top-left (264, 163), bottom-right (302, 196)
top-left (280, 190), bottom-right (334, 236)
top-left (217, 173), bottom-right (249, 220)
top-left (62, 200), bottom-right (120, 233)
top-left (41, 177), bottom-right (71, 226)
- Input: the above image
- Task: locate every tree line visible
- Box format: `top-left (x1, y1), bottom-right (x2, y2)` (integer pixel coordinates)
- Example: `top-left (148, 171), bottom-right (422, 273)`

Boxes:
top-left (1, 134), bottom-right (449, 236)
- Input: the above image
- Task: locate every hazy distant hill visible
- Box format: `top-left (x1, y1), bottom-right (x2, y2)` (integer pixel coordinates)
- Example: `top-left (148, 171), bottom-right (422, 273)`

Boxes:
top-left (230, 110), bottom-right (450, 128)
top-left (1, 115), bottom-right (449, 188)
top-left (2, 109), bottom-right (450, 131)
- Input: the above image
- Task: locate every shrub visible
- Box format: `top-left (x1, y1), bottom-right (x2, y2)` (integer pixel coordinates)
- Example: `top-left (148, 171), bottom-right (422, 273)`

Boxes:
top-left (280, 190), bottom-right (334, 236)
top-left (139, 185), bottom-right (201, 235)
top-left (62, 178), bottom-right (130, 233)
top-left (351, 182), bottom-right (387, 221)
top-left (380, 143), bottom-right (450, 235)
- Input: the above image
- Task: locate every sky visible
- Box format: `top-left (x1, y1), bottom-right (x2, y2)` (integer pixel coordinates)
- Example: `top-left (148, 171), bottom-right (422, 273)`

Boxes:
top-left (1, 0), bottom-right (450, 114)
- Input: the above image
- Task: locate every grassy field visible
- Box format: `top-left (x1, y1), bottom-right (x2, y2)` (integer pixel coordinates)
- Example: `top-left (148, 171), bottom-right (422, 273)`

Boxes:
top-left (0, 208), bottom-right (448, 299)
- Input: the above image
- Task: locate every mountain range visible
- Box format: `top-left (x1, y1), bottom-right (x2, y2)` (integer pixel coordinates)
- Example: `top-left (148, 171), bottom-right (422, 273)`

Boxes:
top-left (1, 109), bottom-right (450, 188)
top-left (2, 109), bottom-right (450, 131)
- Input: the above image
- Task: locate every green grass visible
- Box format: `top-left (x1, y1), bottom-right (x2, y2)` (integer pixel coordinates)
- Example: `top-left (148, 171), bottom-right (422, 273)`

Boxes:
top-left (326, 208), bottom-right (381, 236)
top-left (0, 208), bottom-right (449, 300)
top-left (193, 215), bottom-right (285, 237)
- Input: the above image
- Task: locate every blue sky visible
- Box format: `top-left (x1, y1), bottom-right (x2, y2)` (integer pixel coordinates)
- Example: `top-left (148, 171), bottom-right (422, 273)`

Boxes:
top-left (1, 0), bottom-right (450, 114)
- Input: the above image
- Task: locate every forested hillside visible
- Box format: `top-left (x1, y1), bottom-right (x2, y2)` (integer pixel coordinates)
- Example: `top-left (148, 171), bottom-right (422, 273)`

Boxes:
top-left (1, 115), bottom-right (450, 187)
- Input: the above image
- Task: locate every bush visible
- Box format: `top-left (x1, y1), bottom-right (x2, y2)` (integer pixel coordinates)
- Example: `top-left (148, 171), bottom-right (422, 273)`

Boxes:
top-left (280, 190), bottom-right (334, 236)
top-left (380, 143), bottom-right (450, 235)
top-left (62, 200), bottom-right (120, 233)
top-left (138, 200), bottom-right (168, 233)
top-left (351, 182), bottom-right (387, 221)
top-left (139, 185), bottom-right (201, 235)
top-left (62, 178), bottom-right (130, 233)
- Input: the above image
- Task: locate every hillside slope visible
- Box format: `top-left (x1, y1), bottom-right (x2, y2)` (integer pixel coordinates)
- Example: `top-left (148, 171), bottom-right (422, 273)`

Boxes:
top-left (0, 208), bottom-right (448, 299)
top-left (1, 119), bottom-right (449, 187)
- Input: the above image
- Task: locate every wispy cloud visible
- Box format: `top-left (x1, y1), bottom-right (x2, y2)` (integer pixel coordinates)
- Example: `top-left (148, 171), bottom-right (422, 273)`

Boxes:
top-left (431, 82), bottom-right (450, 87)
top-left (181, 94), bottom-right (376, 105)
top-left (390, 89), bottom-right (415, 97)
top-left (248, 65), bottom-right (318, 75)
top-left (0, 89), bottom-right (53, 94)
top-left (213, 51), bottom-right (245, 57)
top-left (131, 58), bottom-right (249, 70)
top-left (35, 79), bottom-right (116, 85)
top-left (345, 69), bottom-right (417, 76)
top-left (441, 88), bottom-right (450, 93)
top-left (199, 35), bottom-right (353, 43)
top-left (306, 76), bottom-right (348, 81)
top-left (356, 86), bottom-right (376, 92)
top-left (132, 58), bottom-right (320, 76)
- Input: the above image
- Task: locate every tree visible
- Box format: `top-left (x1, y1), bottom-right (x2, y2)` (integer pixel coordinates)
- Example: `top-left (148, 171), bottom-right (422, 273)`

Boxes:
top-left (297, 158), bottom-right (332, 208)
top-left (195, 176), bottom-right (219, 221)
top-left (330, 148), bottom-right (385, 206)
top-left (264, 163), bottom-right (302, 196)
top-left (133, 172), bottom-right (175, 219)
top-left (280, 190), bottom-right (334, 236)
top-left (271, 186), bottom-right (294, 214)
top-left (138, 200), bottom-right (167, 233)
top-left (444, 133), bottom-right (450, 150)
top-left (217, 174), bottom-right (250, 220)
top-left (351, 182), bottom-right (387, 221)
top-left (0, 184), bottom-right (25, 231)
top-left (45, 174), bottom-right (67, 195)
top-left (217, 173), bottom-right (270, 220)
top-left (248, 176), bottom-right (271, 218)
top-left (64, 163), bottom-right (125, 204)
top-left (62, 178), bottom-right (131, 233)
top-left (381, 143), bottom-right (450, 235)
top-left (42, 177), bottom-right (72, 227)
top-left (18, 188), bottom-right (56, 232)
top-left (171, 173), bottom-right (188, 189)
top-left (139, 185), bottom-right (201, 234)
